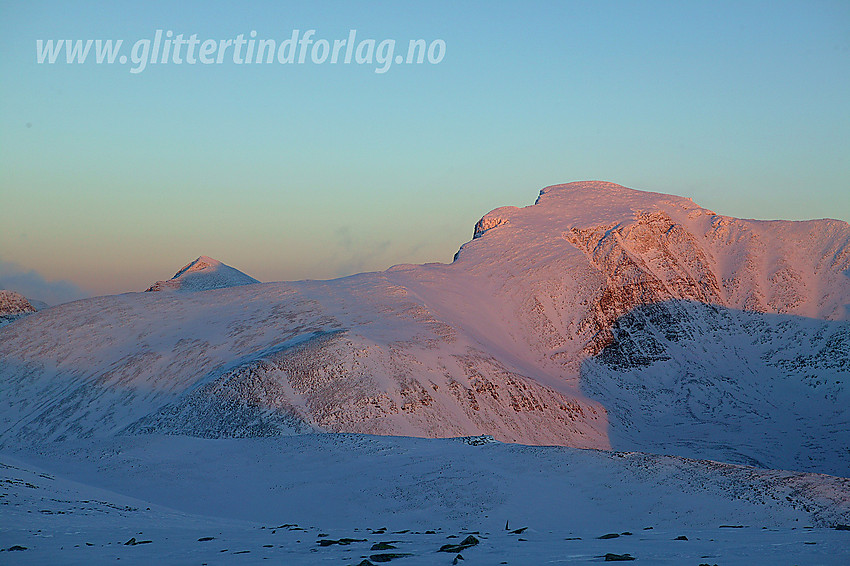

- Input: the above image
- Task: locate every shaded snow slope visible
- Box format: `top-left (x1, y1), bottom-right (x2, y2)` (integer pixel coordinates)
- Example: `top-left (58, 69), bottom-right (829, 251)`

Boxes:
top-left (581, 300), bottom-right (850, 475)
top-left (3, 434), bottom-right (850, 565)
top-left (1, 181), bottom-right (848, 475)
top-left (145, 255), bottom-right (260, 292)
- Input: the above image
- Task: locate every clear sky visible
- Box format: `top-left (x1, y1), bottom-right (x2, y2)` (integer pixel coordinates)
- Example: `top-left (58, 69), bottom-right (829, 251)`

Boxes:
top-left (1, 0), bottom-right (848, 300)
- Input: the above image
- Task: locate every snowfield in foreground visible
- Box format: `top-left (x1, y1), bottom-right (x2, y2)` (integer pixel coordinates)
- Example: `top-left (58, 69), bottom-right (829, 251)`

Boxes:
top-left (2, 433), bottom-right (850, 565)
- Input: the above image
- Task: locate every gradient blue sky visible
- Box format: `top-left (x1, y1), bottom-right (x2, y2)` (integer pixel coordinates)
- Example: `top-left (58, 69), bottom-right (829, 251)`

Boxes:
top-left (1, 0), bottom-right (848, 299)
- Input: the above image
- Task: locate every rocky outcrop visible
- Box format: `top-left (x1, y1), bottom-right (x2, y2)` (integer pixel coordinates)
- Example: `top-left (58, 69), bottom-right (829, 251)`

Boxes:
top-left (0, 290), bottom-right (37, 326)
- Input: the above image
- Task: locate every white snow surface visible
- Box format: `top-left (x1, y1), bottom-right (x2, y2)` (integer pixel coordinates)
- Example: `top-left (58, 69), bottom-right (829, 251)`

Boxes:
top-left (2, 434), bottom-right (850, 565)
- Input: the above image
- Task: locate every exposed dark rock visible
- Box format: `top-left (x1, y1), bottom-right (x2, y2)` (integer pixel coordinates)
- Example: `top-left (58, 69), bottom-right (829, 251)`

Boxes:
top-left (369, 553), bottom-right (413, 562)
top-left (438, 535), bottom-right (479, 553)
top-left (318, 538), bottom-right (366, 546)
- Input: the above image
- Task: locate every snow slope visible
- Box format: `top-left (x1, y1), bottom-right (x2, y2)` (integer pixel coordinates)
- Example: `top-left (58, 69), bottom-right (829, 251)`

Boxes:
top-left (0, 181), bottom-right (848, 475)
top-left (581, 300), bottom-right (850, 475)
top-left (0, 279), bottom-right (608, 450)
top-left (145, 255), bottom-right (260, 292)
top-left (2, 434), bottom-right (850, 565)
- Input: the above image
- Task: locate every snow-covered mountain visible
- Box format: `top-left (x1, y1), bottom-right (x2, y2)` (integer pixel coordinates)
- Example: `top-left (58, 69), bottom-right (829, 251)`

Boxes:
top-left (145, 255), bottom-right (260, 292)
top-left (441, 181), bottom-right (850, 474)
top-left (1, 182), bottom-right (848, 476)
top-left (2, 181), bottom-right (849, 564)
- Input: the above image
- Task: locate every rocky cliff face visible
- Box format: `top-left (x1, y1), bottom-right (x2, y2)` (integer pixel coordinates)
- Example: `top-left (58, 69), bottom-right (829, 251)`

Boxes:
top-left (1, 182), bottom-right (847, 475)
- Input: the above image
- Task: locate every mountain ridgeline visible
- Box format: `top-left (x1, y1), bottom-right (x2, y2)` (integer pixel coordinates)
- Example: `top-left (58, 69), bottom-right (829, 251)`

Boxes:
top-left (1, 182), bottom-right (848, 476)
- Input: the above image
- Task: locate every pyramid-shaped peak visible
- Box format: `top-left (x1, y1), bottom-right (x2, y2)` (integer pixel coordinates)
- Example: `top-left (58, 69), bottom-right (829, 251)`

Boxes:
top-left (146, 256), bottom-right (259, 293)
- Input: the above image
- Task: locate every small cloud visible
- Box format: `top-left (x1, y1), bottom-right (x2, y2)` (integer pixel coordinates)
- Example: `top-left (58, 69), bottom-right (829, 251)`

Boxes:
top-left (328, 226), bottom-right (392, 277)
top-left (0, 260), bottom-right (91, 306)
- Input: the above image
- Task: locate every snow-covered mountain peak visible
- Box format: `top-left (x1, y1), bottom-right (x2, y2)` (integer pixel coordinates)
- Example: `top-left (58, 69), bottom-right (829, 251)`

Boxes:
top-left (461, 181), bottom-right (849, 318)
top-left (537, 180), bottom-right (638, 198)
top-left (538, 180), bottom-right (683, 207)
top-left (146, 256), bottom-right (260, 292)
top-left (466, 182), bottom-right (710, 250)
